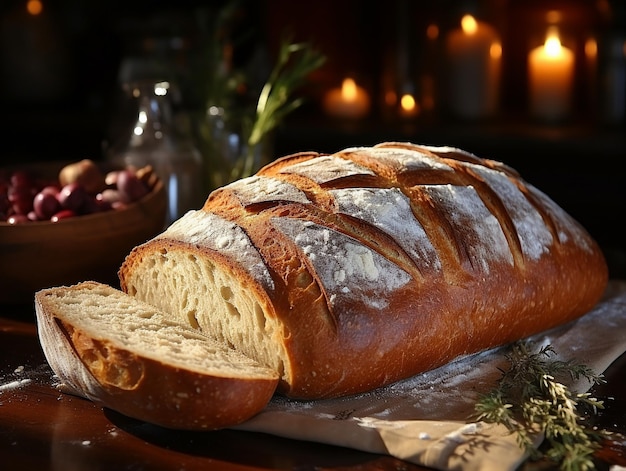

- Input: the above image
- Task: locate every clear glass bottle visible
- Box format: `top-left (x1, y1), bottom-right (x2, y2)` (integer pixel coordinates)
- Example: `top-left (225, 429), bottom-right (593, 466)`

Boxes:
top-left (107, 80), bottom-right (204, 226)
top-left (199, 105), bottom-right (273, 192)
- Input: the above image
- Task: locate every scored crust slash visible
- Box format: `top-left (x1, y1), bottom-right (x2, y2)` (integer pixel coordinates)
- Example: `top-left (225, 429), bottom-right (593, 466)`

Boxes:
top-left (36, 142), bottom-right (607, 431)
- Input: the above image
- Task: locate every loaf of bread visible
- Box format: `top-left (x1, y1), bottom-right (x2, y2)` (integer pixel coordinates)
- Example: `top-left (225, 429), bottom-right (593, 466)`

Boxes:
top-left (118, 142), bottom-right (608, 400)
top-left (35, 281), bottom-right (279, 430)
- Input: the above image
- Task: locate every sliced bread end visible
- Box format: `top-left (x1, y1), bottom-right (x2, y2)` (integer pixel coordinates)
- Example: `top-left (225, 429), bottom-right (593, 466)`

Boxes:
top-left (35, 281), bottom-right (279, 431)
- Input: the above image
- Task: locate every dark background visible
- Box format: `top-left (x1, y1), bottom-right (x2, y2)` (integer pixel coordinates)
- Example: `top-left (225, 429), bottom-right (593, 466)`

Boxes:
top-left (1, 0), bottom-right (625, 276)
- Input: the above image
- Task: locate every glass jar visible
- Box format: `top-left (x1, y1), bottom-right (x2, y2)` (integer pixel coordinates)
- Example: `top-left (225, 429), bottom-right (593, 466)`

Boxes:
top-left (107, 80), bottom-right (204, 225)
top-left (197, 105), bottom-right (273, 192)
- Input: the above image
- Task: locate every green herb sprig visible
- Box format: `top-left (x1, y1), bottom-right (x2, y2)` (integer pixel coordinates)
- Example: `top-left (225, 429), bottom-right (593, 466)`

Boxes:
top-left (473, 342), bottom-right (609, 471)
top-left (193, 2), bottom-right (325, 191)
top-left (232, 38), bottom-right (325, 181)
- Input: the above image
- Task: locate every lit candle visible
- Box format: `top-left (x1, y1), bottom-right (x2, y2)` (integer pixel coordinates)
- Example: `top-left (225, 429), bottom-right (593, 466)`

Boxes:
top-left (399, 93), bottom-right (420, 118)
top-left (528, 27), bottom-right (575, 122)
top-left (323, 78), bottom-right (371, 119)
top-left (445, 14), bottom-right (501, 119)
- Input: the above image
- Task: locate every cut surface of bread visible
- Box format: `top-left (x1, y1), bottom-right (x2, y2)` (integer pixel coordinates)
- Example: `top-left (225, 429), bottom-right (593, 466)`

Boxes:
top-left (35, 281), bottom-right (279, 430)
top-left (120, 210), bottom-right (290, 388)
top-left (119, 142), bottom-right (608, 400)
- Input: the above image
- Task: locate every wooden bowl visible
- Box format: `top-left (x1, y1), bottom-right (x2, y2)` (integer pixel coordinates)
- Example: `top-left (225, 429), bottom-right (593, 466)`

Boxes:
top-left (0, 164), bottom-right (167, 305)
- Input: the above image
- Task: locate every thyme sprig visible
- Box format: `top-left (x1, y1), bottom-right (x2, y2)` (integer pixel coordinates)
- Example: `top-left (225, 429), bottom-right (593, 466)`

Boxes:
top-left (473, 342), bottom-right (608, 471)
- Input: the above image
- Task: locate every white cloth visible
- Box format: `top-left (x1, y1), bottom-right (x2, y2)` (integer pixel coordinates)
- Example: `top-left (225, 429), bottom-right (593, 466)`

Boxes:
top-left (236, 282), bottom-right (626, 470)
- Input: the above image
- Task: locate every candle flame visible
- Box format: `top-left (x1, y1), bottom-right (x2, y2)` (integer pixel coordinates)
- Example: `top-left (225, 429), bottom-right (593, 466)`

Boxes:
top-left (585, 38), bottom-right (597, 59)
top-left (341, 78), bottom-right (358, 101)
top-left (461, 15), bottom-right (478, 35)
top-left (426, 23), bottom-right (439, 40)
top-left (384, 90), bottom-right (397, 106)
top-left (400, 94), bottom-right (419, 114)
top-left (544, 27), bottom-right (563, 57)
top-left (490, 42), bottom-right (502, 59)
top-left (26, 0), bottom-right (43, 15)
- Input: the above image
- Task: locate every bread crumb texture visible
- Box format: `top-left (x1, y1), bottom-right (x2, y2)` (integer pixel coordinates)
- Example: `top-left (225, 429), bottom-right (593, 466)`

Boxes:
top-left (41, 283), bottom-right (278, 381)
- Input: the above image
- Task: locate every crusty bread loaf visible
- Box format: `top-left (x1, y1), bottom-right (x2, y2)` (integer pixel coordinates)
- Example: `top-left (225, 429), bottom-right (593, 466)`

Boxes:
top-left (35, 281), bottom-right (279, 430)
top-left (118, 142), bottom-right (608, 400)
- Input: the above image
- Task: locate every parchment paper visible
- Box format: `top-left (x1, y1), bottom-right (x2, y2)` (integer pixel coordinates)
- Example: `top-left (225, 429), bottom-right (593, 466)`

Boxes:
top-left (235, 281), bottom-right (626, 470)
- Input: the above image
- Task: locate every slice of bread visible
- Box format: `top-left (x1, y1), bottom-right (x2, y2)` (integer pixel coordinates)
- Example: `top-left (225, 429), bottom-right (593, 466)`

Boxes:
top-left (35, 281), bottom-right (279, 430)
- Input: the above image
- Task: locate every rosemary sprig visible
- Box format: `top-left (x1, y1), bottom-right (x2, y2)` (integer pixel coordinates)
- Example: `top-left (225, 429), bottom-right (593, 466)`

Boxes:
top-left (193, 2), bottom-right (325, 191)
top-left (473, 342), bottom-right (608, 471)
top-left (248, 39), bottom-right (325, 148)
top-left (230, 38), bottom-right (325, 181)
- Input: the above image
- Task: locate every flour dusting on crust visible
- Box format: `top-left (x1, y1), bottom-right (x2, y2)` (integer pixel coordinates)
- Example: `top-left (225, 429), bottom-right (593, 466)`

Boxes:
top-left (527, 184), bottom-right (595, 253)
top-left (160, 211), bottom-right (274, 291)
top-left (279, 156), bottom-right (375, 183)
top-left (418, 144), bottom-right (477, 158)
top-left (421, 185), bottom-right (513, 272)
top-left (329, 187), bottom-right (441, 272)
top-left (271, 217), bottom-right (411, 309)
top-left (466, 164), bottom-right (553, 261)
top-left (345, 146), bottom-right (454, 172)
top-left (226, 175), bottom-right (310, 205)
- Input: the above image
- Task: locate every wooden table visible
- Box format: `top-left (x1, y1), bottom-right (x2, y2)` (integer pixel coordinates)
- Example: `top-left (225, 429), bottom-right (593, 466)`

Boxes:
top-left (1, 305), bottom-right (625, 471)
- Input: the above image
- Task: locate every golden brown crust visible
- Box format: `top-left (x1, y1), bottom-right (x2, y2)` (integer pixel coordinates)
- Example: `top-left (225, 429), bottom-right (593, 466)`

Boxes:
top-left (68, 333), bottom-right (279, 431)
top-left (120, 142), bottom-right (608, 400)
